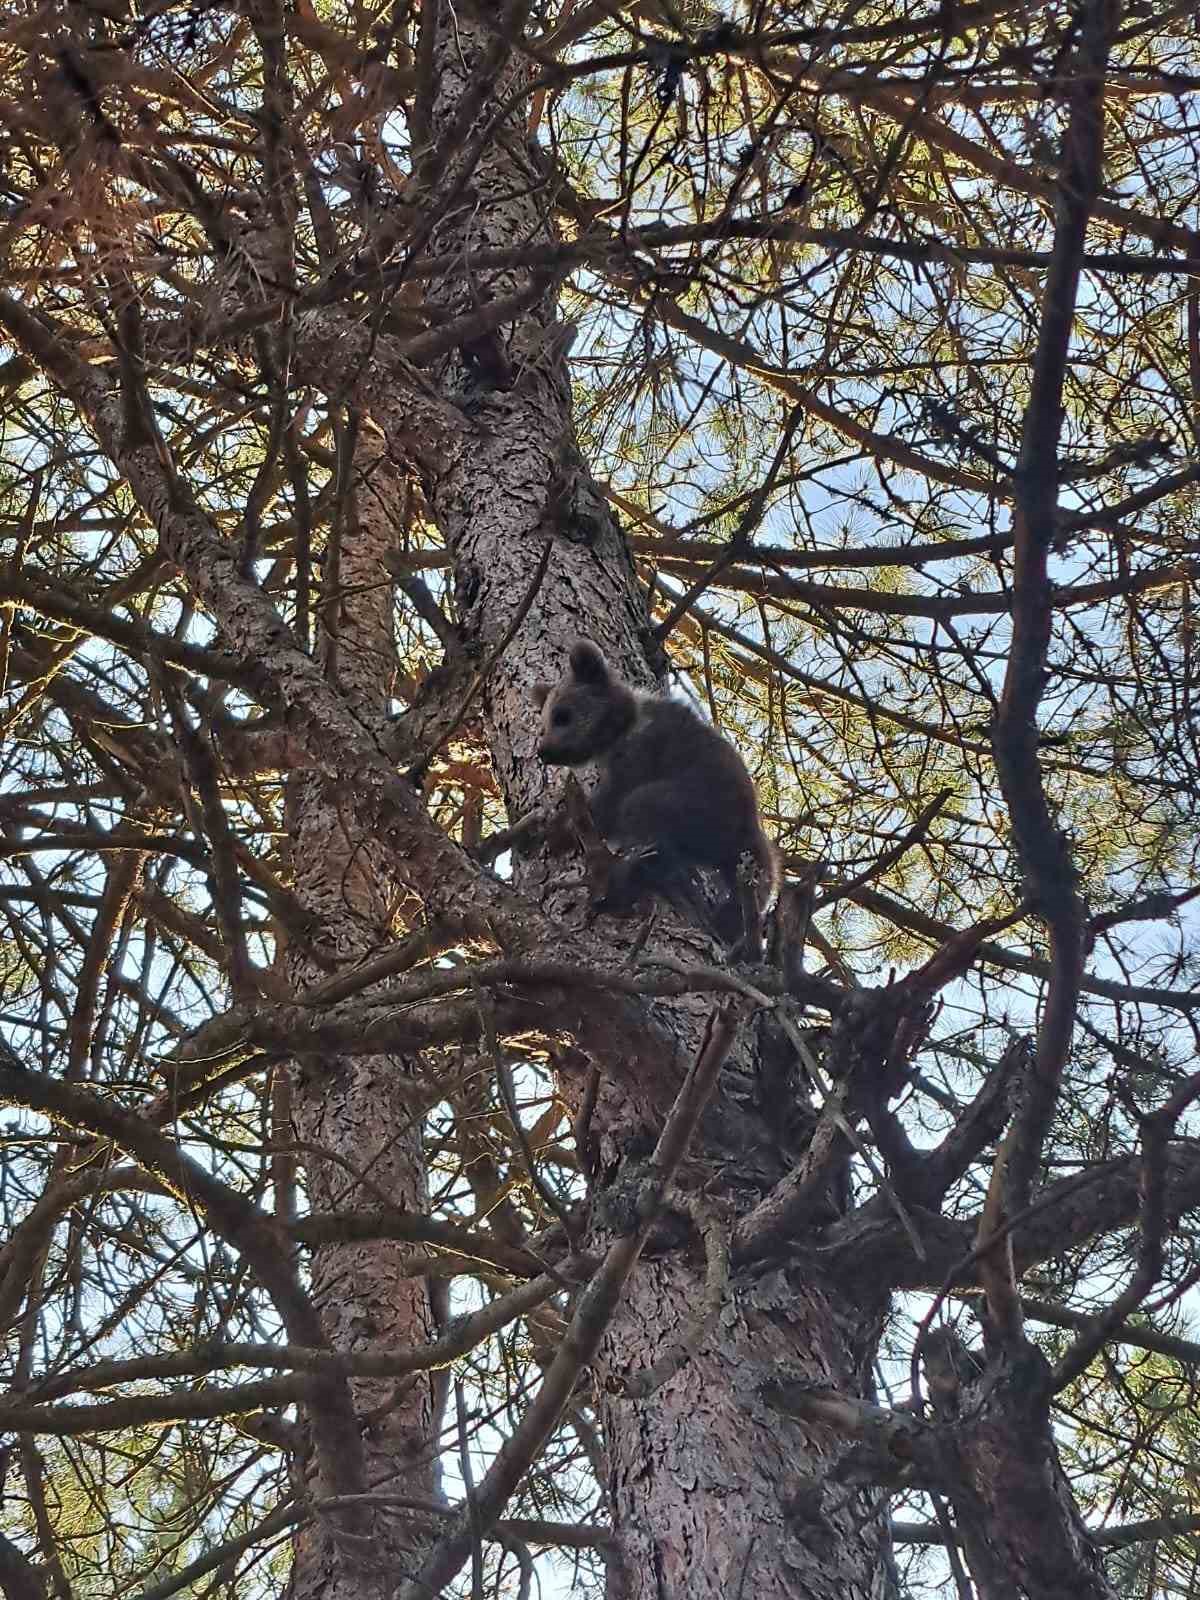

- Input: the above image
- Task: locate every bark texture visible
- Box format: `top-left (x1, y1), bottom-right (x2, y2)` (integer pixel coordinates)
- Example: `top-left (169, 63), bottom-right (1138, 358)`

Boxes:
top-left (925, 1336), bottom-right (1116, 1600)
top-left (599, 1258), bottom-right (895, 1599)
top-left (420, 13), bottom-right (898, 1597)
top-left (285, 436), bottom-right (440, 1600)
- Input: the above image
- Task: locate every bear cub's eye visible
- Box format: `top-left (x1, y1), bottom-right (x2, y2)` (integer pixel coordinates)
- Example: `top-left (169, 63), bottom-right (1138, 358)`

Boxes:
top-left (551, 708), bottom-right (572, 728)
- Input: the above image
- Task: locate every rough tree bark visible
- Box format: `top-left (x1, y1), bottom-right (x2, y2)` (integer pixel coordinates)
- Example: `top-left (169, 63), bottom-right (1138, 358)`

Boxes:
top-left (284, 434), bottom-right (441, 1600)
top-left (414, 11), bottom-right (898, 1599)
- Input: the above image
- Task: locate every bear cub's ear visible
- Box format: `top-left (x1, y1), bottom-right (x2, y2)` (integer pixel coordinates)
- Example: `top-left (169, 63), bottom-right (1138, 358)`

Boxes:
top-left (568, 639), bottom-right (610, 685)
top-left (531, 681), bottom-right (553, 709)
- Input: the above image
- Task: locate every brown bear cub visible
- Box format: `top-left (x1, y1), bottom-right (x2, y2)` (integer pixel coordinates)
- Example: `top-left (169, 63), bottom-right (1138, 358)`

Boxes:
top-left (533, 640), bottom-right (778, 941)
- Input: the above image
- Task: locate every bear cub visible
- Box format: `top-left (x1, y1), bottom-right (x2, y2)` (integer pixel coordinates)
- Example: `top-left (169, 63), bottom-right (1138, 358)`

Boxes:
top-left (532, 640), bottom-right (777, 939)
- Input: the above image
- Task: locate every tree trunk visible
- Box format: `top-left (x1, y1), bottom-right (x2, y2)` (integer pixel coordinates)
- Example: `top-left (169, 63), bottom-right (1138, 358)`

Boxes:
top-left (285, 435), bottom-right (441, 1600)
top-left (420, 12), bottom-right (899, 1596)
top-left (597, 1257), bottom-right (896, 1600)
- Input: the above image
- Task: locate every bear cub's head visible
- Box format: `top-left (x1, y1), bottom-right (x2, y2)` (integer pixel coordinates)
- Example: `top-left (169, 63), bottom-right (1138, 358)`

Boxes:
top-left (532, 640), bottom-right (638, 766)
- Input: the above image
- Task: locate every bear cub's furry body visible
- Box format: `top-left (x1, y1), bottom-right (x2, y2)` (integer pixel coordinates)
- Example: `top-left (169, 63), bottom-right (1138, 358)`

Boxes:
top-left (533, 640), bottom-right (777, 929)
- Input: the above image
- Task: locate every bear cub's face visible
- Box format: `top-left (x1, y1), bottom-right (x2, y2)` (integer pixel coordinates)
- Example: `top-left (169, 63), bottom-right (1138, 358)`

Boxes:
top-left (532, 640), bottom-right (637, 767)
